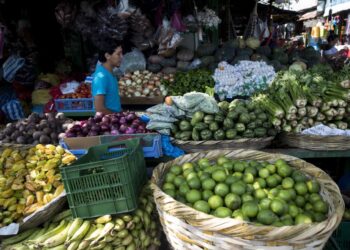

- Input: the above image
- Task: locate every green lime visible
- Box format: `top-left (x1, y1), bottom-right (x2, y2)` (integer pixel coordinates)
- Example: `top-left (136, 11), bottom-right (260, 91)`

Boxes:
top-left (249, 160), bottom-right (259, 167)
top-left (230, 182), bottom-right (246, 195)
top-left (170, 165), bottom-right (182, 175)
top-left (234, 162), bottom-right (245, 172)
top-left (313, 212), bottom-right (327, 222)
top-left (204, 166), bottom-right (215, 174)
top-left (313, 200), bottom-right (328, 214)
top-left (270, 199), bottom-right (286, 215)
top-left (309, 193), bottom-right (322, 203)
top-left (214, 207), bottom-right (232, 218)
top-left (292, 170), bottom-right (308, 182)
top-left (275, 159), bottom-right (287, 168)
top-left (259, 198), bottom-right (272, 210)
top-left (272, 221), bottom-right (284, 227)
top-left (163, 183), bottom-right (175, 190)
top-left (295, 182), bottom-right (308, 195)
top-left (282, 177), bottom-right (295, 189)
top-left (245, 167), bottom-right (258, 177)
top-left (202, 190), bottom-right (214, 201)
top-left (193, 200), bottom-right (211, 214)
top-left (273, 174), bottom-right (282, 184)
top-left (268, 188), bottom-right (280, 198)
top-left (307, 180), bottom-right (320, 193)
top-left (288, 204), bottom-right (299, 218)
top-left (217, 156), bottom-right (230, 166)
top-left (188, 178), bottom-right (201, 189)
top-left (164, 189), bottom-right (176, 197)
top-left (199, 172), bottom-right (211, 181)
top-left (214, 183), bottom-right (230, 197)
top-left (278, 190), bottom-right (292, 202)
top-left (179, 184), bottom-right (190, 196)
top-left (176, 195), bottom-right (186, 204)
top-left (223, 162), bottom-right (234, 172)
top-left (232, 172), bottom-right (243, 179)
top-left (186, 190), bottom-right (202, 204)
top-left (241, 194), bottom-right (255, 203)
top-left (253, 178), bottom-right (267, 190)
top-left (254, 189), bottom-right (267, 200)
top-left (277, 163), bottom-right (292, 178)
top-left (286, 189), bottom-right (297, 200)
top-left (246, 184), bottom-right (254, 194)
top-left (257, 209), bottom-right (278, 225)
top-left (208, 195), bottom-right (224, 210)
top-left (173, 176), bottom-right (186, 187)
top-left (182, 162), bottom-right (194, 171)
top-left (165, 173), bottom-right (176, 183)
top-left (202, 178), bottom-right (216, 190)
top-left (225, 175), bottom-right (238, 185)
top-left (186, 172), bottom-right (198, 181)
top-left (243, 173), bottom-right (255, 184)
top-left (212, 170), bottom-right (227, 182)
top-left (304, 203), bottom-right (313, 211)
top-left (225, 193), bottom-right (241, 210)
top-left (266, 164), bottom-right (276, 174)
top-left (295, 195), bottom-right (306, 207)
top-left (232, 209), bottom-right (250, 221)
top-left (183, 169), bottom-right (194, 179)
top-left (266, 175), bottom-right (279, 188)
top-left (281, 218), bottom-right (294, 226)
top-left (259, 168), bottom-right (270, 179)
top-left (198, 159), bottom-right (211, 169)
top-left (242, 201), bottom-right (259, 218)
top-left (295, 214), bottom-right (313, 225)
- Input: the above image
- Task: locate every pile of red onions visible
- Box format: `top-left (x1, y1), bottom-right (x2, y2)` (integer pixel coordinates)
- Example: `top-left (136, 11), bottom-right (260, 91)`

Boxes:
top-left (64, 112), bottom-right (150, 138)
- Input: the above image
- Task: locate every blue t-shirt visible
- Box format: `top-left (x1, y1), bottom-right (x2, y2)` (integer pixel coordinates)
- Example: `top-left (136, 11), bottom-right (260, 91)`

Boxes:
top-left (92, 64), bottom-right (121, 112)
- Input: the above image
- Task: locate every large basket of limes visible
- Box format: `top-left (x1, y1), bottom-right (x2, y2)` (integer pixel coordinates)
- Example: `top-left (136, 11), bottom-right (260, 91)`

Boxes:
top-left (151, 149), bottom-right (344, 250)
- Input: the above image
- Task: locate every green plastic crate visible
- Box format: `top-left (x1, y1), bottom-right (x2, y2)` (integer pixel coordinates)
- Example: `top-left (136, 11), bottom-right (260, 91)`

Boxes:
top-left (60, 138), bottom-right (147, 219)
top-left (332, 221), bottom-right (350, 250)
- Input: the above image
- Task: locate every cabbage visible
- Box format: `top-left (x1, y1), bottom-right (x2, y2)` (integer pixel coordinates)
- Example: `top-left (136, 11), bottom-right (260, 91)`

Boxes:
top-left (289, 61), bottom-right (307, 72)
top-left (245, 37), bottom-right (260, 50)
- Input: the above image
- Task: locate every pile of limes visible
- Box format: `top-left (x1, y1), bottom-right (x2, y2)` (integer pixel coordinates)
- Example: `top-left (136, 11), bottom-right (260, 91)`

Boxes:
top-left (162, 156), bottom-right (329, 226)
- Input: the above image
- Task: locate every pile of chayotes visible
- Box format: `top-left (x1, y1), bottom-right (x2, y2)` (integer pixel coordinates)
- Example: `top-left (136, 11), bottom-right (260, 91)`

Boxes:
top-left (162, 156), bottom-right (329, 226)
top-left (0, 145), bottom-right (76, 227)
top-left (2, 185), bottom-right (159, 250)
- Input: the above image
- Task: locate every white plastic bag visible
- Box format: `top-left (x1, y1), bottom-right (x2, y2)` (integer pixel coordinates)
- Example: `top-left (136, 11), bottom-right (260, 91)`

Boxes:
top-left (119, 48), bottom-right (146, 73)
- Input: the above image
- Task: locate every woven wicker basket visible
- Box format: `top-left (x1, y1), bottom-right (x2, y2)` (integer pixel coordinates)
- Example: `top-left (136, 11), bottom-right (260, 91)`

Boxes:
top-left (151, 150), bottom-right (344, 250)
top-left (280, 133), bottom-right (350, 151)
top-left (171, 137), bottom-right (274, 153)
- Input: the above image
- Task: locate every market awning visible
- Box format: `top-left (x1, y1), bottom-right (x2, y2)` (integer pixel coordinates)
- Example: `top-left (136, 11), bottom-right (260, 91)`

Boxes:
top-left (323, 0), bottom-right (350, 16)
top-left (299, 10), bottom-right (317, 21)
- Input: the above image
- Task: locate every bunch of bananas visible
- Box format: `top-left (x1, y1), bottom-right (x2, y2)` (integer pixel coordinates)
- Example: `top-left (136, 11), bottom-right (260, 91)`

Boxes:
top-left (0, 144), bottom-right (76, 227)
top-left (2, 185), bottom-right (160, 250)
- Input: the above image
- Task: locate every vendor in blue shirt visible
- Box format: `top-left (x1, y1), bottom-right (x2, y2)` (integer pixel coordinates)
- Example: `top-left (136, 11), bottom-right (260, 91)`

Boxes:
top-left (92, 40), bottom-right (123, 114)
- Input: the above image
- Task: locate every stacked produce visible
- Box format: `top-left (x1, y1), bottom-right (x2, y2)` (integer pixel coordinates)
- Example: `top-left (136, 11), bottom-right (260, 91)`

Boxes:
top-left (254, 67), bottom-right (350, 132)
top-left (161, 156), bottom-right (329, 225)
top-left (162, 69), bottom-right (215, 96)
top-left (172, 99), bottom-right (276, 141)
top-left (214, 61), bottom-right (276, 99)
top-left (0, 113), bottom-right (70, 145)
top-left (1, 185), bottom-right (160, 250)
top-left (59, 83), bottom-right (91, 99)
top-left (118, 70), bottom-right (170, 98)
top-left (0, 144), bottom-right (76, 227)
top-left (64, 111), bottom-right (150, 137)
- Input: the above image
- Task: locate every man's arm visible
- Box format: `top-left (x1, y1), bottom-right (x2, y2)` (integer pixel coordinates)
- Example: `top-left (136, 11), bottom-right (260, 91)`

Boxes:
top-left (94, 95), bottom-right (114, 114)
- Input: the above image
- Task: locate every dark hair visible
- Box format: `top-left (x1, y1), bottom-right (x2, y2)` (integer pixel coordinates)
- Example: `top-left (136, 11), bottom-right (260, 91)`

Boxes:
top-left (327, 34), bottom-right (339, 43)
top-left (97, 39), bottom-right (124, 63)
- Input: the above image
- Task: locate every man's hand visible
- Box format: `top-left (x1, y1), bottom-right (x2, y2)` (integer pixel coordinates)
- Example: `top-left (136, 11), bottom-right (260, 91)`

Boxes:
top-left (94, 95), bottom-right (113, 114)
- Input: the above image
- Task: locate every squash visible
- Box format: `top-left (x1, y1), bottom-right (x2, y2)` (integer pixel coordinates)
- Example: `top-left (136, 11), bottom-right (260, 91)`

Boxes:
top-left (196, 43), bottom-right (217, 57)
top-left (177, 49), bottom-right (194, 61)
top-left (215, 47), bottom-right (235, 62)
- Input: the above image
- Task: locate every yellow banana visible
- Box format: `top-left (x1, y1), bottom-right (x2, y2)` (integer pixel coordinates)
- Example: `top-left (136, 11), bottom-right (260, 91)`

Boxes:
top-left (76, 224), bottom-right (97, 250)
top-left (89, 242), bottom-right (106, 250)
top-left (83, 224), bottom-right (104, 242)
top-left (36, 191), bottom-right (44, 204)
top-left (3, 197), bottom-right (17, 209)
top-left (90, 222), bottom-right (115, 247)
top-left (95, 215), bottom-right (112, 224)
top-left (43, 244), bottom-right (66, 250)
top-left (24, 203), bottom-right (43, 215)
top-left (26, 195), bottom-right (35, 206)
top-left (8, 204), bottom-right (17, 212)
top-left (43, 193), bottom-right (54, 204)
top-left (2, 148), bottom-right (13, 158)
top-left (55, 146), bottom-right (66, 155)
top-left (1, 189), bottom-right (14, 198)
top-left (26, 219), bottom-right (67, 245)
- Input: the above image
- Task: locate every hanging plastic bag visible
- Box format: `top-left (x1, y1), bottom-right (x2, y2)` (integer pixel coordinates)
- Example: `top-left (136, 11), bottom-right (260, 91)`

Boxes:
top-left (119, 48), bottom-right (146, 73)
